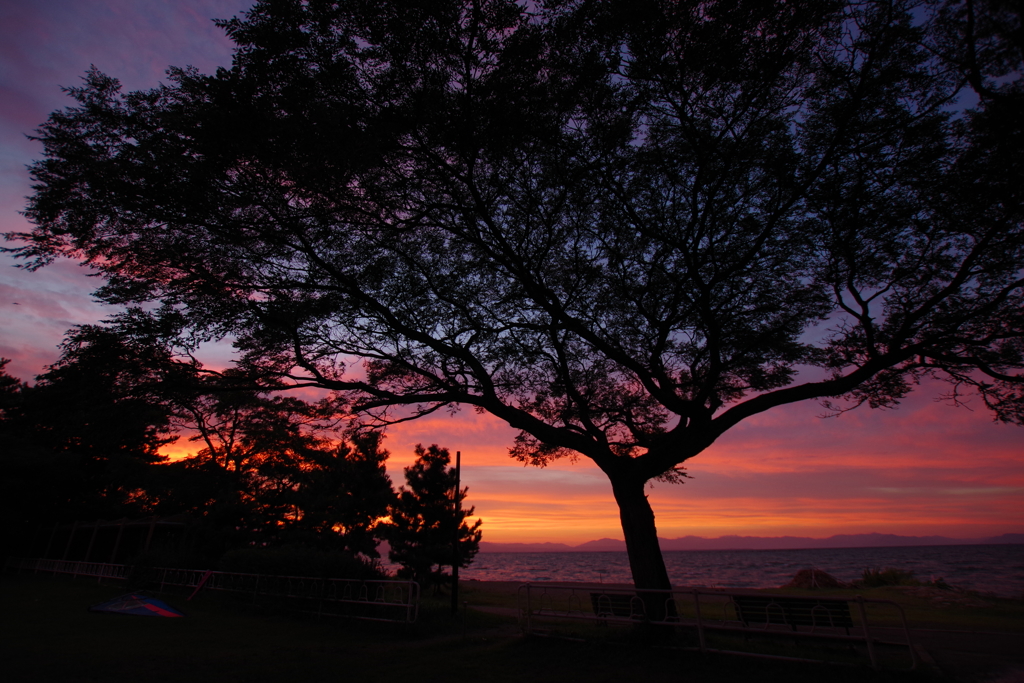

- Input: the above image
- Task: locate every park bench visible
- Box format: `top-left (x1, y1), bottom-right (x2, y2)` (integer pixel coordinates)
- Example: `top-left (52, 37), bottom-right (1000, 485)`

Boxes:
top-left (731, 594), bottom-right (854, 633)
top-left (518, 583), bottom-right (917, 671)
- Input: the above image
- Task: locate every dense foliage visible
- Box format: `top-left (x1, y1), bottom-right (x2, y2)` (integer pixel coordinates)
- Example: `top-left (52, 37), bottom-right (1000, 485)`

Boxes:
top-left (0, 334), bottom-right (176, 527)
top-left (6, 0), bottom-right (1021, 589)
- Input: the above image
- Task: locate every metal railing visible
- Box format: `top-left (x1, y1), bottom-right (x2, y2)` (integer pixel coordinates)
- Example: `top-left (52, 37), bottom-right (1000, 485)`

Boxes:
top-left (5, 557), bottom-right (419, 623)
top-left (7, 557), bottom-right (130, 581)
top-left (156, 567), bottom-right (420, 623)
top-left (518, 583), bottom-right (916, 670)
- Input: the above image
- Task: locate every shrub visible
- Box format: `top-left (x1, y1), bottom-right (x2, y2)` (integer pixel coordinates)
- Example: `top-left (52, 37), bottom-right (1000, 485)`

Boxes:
top-left (783, 568), bottom-right (847, 588)
top-left (858, 567), bottom-right (921, 587)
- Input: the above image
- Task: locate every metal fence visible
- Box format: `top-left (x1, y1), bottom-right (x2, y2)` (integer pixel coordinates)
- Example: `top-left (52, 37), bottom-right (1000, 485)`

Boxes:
top-left (156, 567), bottom-right (420, 623)
top-left (5, 557), bottom-right (419, 623)
top-left (517, 582), bottom-right (916, 670)
top-left (7, 557), bottom-right (130, 581)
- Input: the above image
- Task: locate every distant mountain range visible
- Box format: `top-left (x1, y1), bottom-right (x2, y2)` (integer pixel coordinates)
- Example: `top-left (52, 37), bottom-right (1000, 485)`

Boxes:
top-left (478, 532), bottom-right (1024, 553)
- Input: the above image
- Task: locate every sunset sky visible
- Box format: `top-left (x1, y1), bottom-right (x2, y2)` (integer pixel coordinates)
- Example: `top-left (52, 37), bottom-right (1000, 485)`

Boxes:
top-left (2, 1), bottom-right (1021, 545)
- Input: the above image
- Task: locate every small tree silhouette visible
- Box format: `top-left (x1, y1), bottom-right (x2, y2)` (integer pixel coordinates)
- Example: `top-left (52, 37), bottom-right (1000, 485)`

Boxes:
top-left (387, 444), bottom-right (482, 590)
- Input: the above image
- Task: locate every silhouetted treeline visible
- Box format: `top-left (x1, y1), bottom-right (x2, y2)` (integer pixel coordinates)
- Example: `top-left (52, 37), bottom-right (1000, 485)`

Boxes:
top-left (0, 326), bottom-right (480, 578)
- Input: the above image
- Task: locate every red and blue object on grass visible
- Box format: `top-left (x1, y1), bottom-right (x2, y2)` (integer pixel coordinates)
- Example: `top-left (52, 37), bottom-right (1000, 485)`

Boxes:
top-left (89, 593), bottom-right (184, 617)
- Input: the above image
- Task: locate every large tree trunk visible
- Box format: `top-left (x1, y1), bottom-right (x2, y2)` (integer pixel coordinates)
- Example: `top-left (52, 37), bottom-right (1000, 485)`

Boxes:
top-left (611, 476), bottom-right (676, 627)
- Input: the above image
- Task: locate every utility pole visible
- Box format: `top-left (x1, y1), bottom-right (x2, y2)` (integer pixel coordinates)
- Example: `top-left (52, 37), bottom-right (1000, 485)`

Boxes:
top-left (451, 450), bottom-right (461, 615)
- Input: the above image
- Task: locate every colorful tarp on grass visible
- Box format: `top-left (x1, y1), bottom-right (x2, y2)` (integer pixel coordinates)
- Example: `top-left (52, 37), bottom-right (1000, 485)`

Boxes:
top-left (89, 593), bottom-right (184, 617)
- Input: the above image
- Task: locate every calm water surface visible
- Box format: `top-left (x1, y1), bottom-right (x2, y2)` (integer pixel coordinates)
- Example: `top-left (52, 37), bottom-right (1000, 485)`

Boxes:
top-left (455, 545), bottom-right (1024, 597)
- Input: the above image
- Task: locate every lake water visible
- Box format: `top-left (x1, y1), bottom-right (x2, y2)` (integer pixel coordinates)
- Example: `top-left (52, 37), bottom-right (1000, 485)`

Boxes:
top-left (455, 545), bottom-right (1024, 598)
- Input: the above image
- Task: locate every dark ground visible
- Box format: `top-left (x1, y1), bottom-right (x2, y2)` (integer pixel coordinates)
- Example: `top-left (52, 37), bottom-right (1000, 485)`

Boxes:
top-left (2, 574), bottom-right (1021, 683)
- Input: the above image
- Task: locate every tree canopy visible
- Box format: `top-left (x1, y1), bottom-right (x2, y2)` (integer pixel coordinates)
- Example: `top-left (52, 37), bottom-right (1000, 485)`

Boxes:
top-left (6, 0), bottom-right (1022, 590)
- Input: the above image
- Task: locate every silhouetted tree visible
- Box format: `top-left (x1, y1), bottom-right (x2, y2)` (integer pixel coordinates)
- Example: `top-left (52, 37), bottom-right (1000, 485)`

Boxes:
top-left (144, 419), bottom-right (395, 558)
top-left (284, 431), bottom-right (395, 558)
top-left (388, 444), bottom-right (482, 589)
top-left (0, 359), bottom-right (21, 402)
top-left (0, 360), bottom-right (58, 558)
top-left (28, 326), bottom-right (176, 467)
top-left (98, 346), bottom-right (397, 556)
top-left (0, 330), bottom-right (177, 523)
top-left (6, 0), bottom-right (1022, 592)
top-left (150, 368), bottom-right (393, 553)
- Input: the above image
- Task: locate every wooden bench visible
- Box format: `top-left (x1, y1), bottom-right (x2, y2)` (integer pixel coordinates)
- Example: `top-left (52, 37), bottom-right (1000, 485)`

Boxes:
top-left (731, 594), bottom-right (854, 633)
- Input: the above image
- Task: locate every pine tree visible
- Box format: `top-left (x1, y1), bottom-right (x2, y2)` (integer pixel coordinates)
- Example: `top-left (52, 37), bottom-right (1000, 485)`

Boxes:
top-left (387, 445), bottom-right (482, 589)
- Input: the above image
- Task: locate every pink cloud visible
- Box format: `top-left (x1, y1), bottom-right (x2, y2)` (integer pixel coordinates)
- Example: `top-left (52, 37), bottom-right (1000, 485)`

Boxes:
top-left (0, 261), bottom-right (114, 379)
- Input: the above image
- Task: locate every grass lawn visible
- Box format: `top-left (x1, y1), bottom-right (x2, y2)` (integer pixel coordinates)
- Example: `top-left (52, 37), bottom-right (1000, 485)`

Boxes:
top-left (3, 574), bottom-right (1019, 683)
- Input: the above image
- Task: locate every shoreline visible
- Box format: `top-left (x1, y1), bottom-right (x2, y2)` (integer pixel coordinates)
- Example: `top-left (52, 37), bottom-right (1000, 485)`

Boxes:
top-left (445, 544), bottom-right (1024, 598)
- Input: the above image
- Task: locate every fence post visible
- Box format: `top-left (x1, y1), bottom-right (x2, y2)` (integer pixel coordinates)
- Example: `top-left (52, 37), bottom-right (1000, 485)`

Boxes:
top-left (60, 521), bottom-right (78, 562)
top-left (526, 583), bottom-right (532, 635)
top-left (451, 450), bottom-right (461, 616)
top-left (83, 520), bottom-right (100, 564)
top-left (41, 522), bottom-right (59, 566)
top-left (856, 596), bottom-right (878, 670)
top-left (403, 581), bottom-right (411, 626)
top-left (109, 518), bottom-right (127, 564)
top-left (692, 590), bottom-right (707, 654)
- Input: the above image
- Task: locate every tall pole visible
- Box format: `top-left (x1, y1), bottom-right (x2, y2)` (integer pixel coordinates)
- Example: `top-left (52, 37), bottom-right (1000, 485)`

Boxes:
top-left (451, 450), bottom-right (461, 615)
